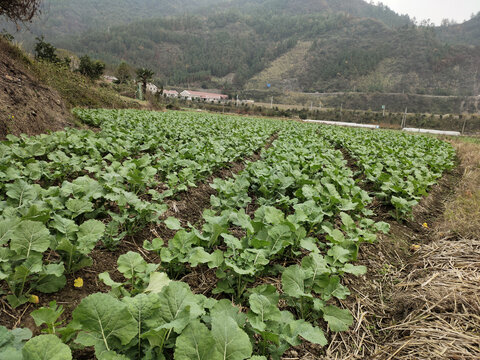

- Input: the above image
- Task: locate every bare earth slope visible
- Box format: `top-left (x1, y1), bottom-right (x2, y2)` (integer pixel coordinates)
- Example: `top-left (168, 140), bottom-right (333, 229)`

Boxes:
top-left (0, 39), bottom-right (73, 140)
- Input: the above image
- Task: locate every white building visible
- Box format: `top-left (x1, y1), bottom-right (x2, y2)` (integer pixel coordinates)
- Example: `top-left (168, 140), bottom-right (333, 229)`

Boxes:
top-left (180, 90), bottom-right (229, 103)
top-left (163, 90), bottom-right (179, 98)
top-left (102, 75), bottom-right (118, 83)
top-left (146, 83), bottom-right (158, 94)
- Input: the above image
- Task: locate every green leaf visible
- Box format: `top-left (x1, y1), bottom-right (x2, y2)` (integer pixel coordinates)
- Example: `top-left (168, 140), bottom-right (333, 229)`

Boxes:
top-left (327, 245), bottom-right (351, 264)
top-left (302, 253), bottom-right (331, 283)
top-left (211, 314), bottom-right (252, 360)
top-left (375, 221), bottom-right (390, 234)
top-left (0, 218), bottom-right (20, 245)
top-left (323, 306), bottom-right (353, 332)
top-left (65, 199), bottom-right (93, 217)
top-left (72, 293), bottom-right (137, 355)
top-left (299, 237), bottom-right (318, 252)
top-left (296, 322), bottom-right (327, 346)
top-left (76, 220), bottom-right (105, 253)
top-left (340, 212), bottom-right (355, 229)
top-left (188, 247), bottom-right (214, 267)
top-left (31, 301), bottom-right (63, 327)
top-left (22, 334), bottom-right (72, 360)
top-left (174, 320), bottom-right (220, 360)
top-left (50, 215), bottom-right (78, 241)
top-left (35, 275), bottom-right (67, 293)
top-left (117, 251), bottom-right (146, 279)
top-left (5, 180), bottom-right (38, 204)
top-left (262, 206), bottom-right (284, 225)
top-left (144, 272), bottom-right (171, 294)
top-left (208, 250), bottom-right (224, 268)
top-left (71, 176), bottom-right (104, 199)
top-left (211, 299), bottom-right (246, 327)
top-left (164, 217), bottom-right (182, 230)
top-left (122, 293), bottom-right (161, 358)
top-left (248, 286), bottom-right (281, 323)
top-left (342, 263), bottom-right (367, 276)
top-left (0, 326), bottom-right (31, 360)
top-left (148, 281), bottom-right (203, 333)
top-left (97, 351), bottom-right (130, 360)
top-left (281, 265), bottom-right (310, 298)
top-left (10, 221), bottom-right (51, 258)
top-left (321, 276), bottom-right (350, 301)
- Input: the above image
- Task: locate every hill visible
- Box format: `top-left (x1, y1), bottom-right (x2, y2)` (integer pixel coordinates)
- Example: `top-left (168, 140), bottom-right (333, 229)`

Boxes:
top-left (0, 36), bottom-right (140, 140)
top-left (1, 0), bottom-right (226, 39)
top-left (1, 0), bottom-right (410, 41)
top-left (436, 13), bottom-right (480, 46)
top-left (2, 0), bottom-right (479, 97)
top-left (54, 11), bottom-right (479, 96)
top-left (0, 37), bottom-right (72, 139)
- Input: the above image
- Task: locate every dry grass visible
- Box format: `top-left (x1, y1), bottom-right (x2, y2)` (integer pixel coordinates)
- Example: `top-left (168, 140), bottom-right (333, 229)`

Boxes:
top-left (442, 141), bottom-right (480, 238)
top-left (312, 139), bottom-right (480, 360)
top-left (374, 236), bottom-right (480, 359)
top-left (372, 140), bottom-right (480, 360)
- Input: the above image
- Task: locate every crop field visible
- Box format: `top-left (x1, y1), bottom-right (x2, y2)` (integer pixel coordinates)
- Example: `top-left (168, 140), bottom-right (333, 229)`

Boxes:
top-left (0, 109), bottom-right (456, 359)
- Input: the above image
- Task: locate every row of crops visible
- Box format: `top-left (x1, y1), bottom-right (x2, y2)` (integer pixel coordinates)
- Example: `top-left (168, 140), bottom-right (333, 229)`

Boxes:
top-left (0, 110), bottom-right (455, 359)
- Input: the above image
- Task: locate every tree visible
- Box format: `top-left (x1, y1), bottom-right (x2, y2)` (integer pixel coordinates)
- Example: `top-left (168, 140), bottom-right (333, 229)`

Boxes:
top-left (136, 67), bottom-right (154, 96)
top-left (34, 36), bottom-right (60, 63)
top-left (0, 0), bottom-right (41, 23)
top-left (115, 62), bottom-right (132, 84)
top-left (78, 55), bottom-right (105, 80)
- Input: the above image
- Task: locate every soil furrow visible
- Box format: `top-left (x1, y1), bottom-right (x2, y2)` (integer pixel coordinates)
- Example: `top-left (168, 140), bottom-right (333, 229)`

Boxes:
top-left (154, 132), bottom-right (279, 240)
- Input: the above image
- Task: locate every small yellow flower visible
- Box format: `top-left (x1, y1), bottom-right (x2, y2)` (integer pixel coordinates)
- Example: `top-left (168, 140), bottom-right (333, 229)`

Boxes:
top-left (29, 295), bottom-right (39, 304)
top-left (422, 223), bottom-right (429, 229)
top-left (410, 244), bottom-right (421, 251)
top-left (74, 277), bottom-right (84, 288)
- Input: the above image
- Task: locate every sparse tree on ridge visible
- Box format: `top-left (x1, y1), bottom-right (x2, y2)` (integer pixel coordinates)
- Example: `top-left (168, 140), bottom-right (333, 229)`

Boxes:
top-left (34, 36), bottom-right (60, 63)
top-left (116, 62), bottom-right (132, 84)
top-left (0, 0), bottom-right (41, 23)
top-left (78, 55), bottom-right (105, 80)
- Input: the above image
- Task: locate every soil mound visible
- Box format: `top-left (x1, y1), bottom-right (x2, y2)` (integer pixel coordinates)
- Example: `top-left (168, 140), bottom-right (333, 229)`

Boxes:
top-left (0, 39), bottom-right (73, 140)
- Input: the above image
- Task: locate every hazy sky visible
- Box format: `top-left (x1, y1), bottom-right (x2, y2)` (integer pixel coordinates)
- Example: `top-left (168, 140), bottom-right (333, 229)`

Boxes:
top-left (372, 0), bottom-right (480, 25)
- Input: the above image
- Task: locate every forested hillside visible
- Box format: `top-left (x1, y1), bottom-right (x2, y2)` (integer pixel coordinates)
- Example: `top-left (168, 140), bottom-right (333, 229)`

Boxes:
top-left (2, 0), bottom-right (479, 96)
top-left (436, 13), bottom-right (480, 46)
top-left (54, 12), bottom-right (479, 96)
top-left (2, 0), bottom-right (411, 39)
top-left (4, 0), bottom-right (225, 38)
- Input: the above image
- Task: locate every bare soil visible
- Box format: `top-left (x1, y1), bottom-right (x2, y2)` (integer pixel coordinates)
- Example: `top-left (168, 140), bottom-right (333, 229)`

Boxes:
top-left (0, 39), bottom-right (74, 140)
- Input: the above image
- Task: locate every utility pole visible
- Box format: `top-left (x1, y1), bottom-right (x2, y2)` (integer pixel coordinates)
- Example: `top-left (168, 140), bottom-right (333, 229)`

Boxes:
top-left (462, 114), bottom-right (468, 135)
top-left (401, 107), bottom-right (407, 128)
top-left (271, 96), bottom-right (273, 109)
top-left (310, 101), bottom-right (313, 111)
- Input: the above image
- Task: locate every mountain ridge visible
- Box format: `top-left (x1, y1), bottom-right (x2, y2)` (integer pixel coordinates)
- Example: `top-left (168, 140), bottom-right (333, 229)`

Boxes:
top-left (2, 0), bottom-right (479, 96)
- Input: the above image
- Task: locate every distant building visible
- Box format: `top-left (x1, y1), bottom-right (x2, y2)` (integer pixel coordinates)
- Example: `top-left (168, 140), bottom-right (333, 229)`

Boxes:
top-left (180, 90), bottom-right (229, 103)
top-left (102, 75), bottom-right (118, 83)
top-left (163, 90), bottom-right (179, 98)
top-left (146, 83), bottom-right (158, 94)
